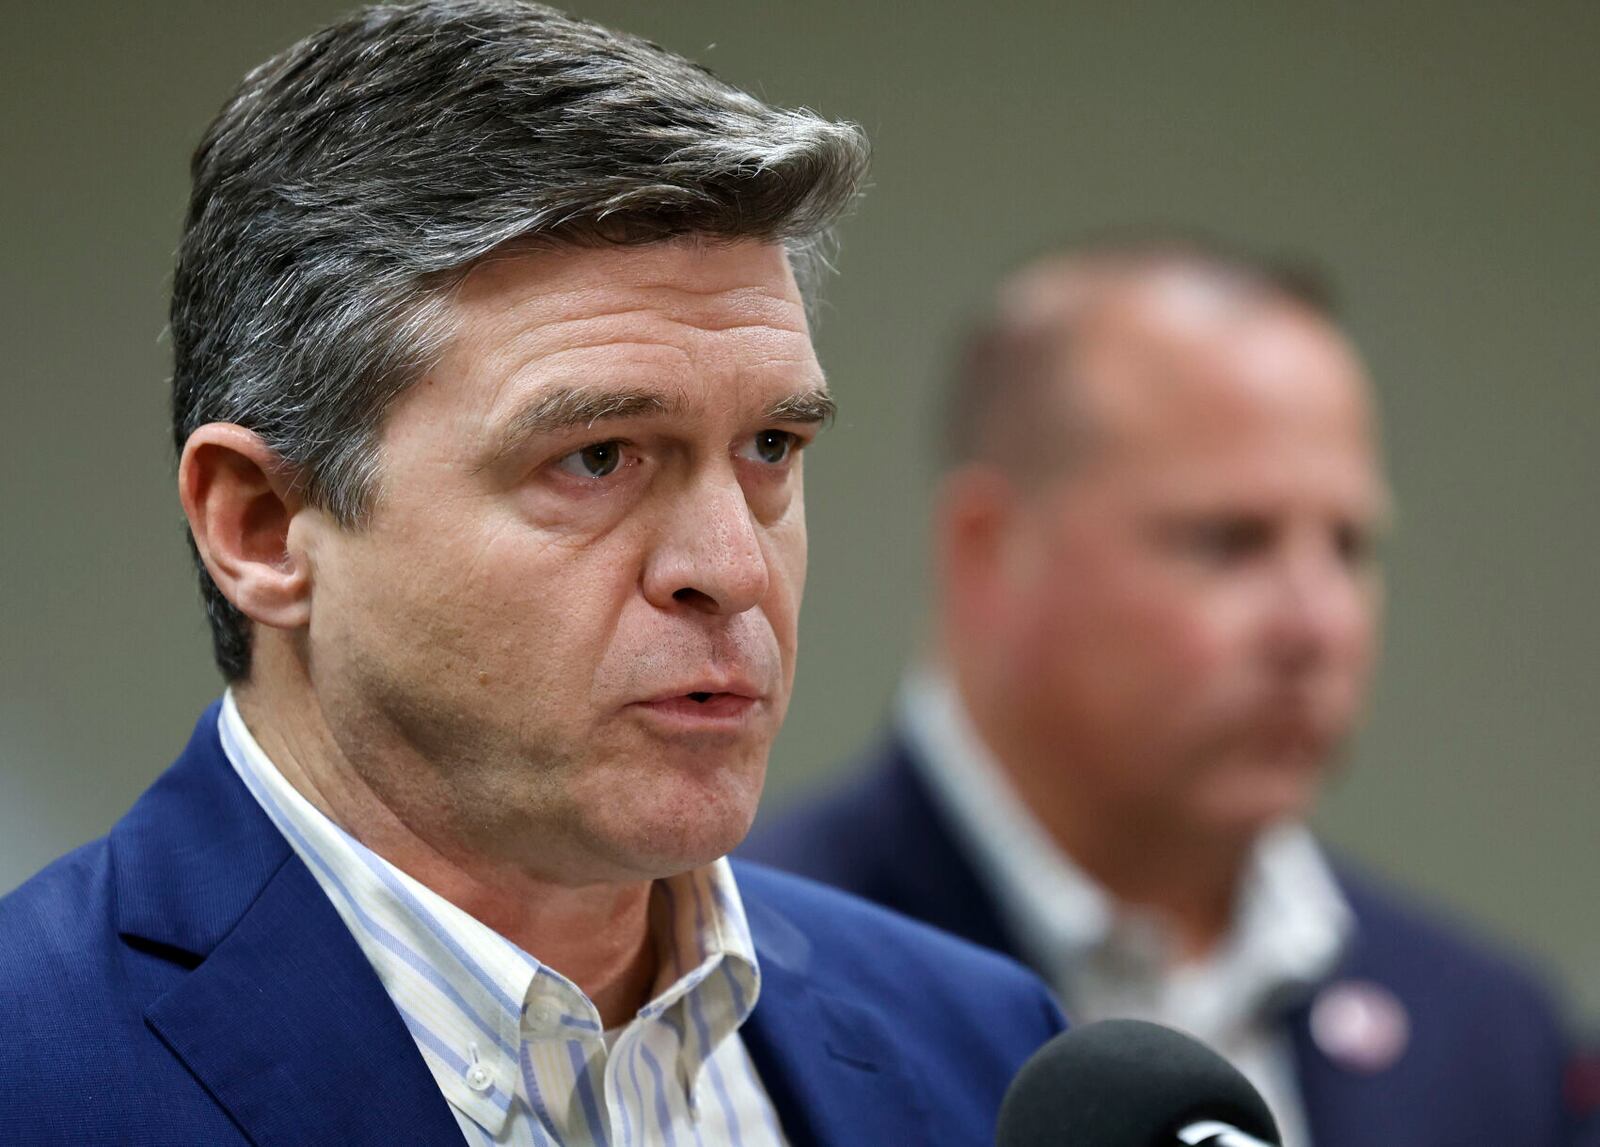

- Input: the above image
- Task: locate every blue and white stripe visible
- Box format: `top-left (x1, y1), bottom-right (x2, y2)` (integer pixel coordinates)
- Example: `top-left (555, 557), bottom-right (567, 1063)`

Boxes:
top-left (219, 692), bottom-right (786, 1146)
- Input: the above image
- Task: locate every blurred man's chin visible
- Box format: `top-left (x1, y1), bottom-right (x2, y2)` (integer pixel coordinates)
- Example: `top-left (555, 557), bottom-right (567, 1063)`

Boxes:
top-left (1196, 760), bottom-right (1325, 836)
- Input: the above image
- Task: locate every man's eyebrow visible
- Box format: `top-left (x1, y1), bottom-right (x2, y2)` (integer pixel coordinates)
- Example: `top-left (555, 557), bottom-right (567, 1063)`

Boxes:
top-left (484, 383), bottom-right (836, 469)
top-left (765, 388), bottom-right (836, 426)
top-left (488, 386), bottom-right (675, 464)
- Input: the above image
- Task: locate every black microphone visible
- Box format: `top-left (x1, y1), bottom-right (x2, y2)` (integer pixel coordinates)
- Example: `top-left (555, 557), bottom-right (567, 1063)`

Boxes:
top-left (996, 1019), bottom-right (1281, 1147)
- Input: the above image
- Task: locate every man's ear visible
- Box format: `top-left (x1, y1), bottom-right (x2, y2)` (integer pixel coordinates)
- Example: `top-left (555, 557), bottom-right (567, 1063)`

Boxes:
top-left (179, 424), bottom-right (313, 631)
top-left (933, 463), bottom-right (1018, 634)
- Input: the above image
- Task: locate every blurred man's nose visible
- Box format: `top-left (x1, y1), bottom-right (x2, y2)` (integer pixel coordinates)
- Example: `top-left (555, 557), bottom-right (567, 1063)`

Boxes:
top-left (642, 467), bottom-right (771, 616)
top-left (1261, 528), bottom-right (1373, 676)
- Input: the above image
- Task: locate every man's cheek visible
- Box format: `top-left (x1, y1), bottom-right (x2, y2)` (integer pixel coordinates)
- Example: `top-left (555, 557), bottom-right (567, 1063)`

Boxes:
top-left (1162, 622), bottom-right (1234, 685)
top-left (755, 528), bottom-right (803, 627)
top-left (766, 516), bottom-right (807, 598)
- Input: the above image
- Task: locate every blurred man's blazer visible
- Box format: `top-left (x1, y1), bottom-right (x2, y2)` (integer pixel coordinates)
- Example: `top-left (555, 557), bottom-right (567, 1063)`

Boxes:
top-left (743, 736), bottom-right (1576, 1147)
top-left (0, 706), bottom-right (1063, 1146)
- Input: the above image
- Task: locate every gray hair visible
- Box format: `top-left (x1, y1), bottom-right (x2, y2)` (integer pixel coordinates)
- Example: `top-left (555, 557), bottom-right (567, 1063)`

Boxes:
top-left (171, 0), bottom-right (870, 680)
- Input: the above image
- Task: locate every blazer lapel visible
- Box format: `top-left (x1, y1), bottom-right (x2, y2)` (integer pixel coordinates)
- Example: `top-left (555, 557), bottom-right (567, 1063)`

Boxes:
top-left (114, 706), bottom-right (463, 1147)
top-left (874, 742), bottom-right (1028, 962)
top-left (144, 856), bottom-right (464, 1147)
top-left (740, 892), bottom-right (940, 1147)
top-left (1288, 970), bottom-right (1441, 1147)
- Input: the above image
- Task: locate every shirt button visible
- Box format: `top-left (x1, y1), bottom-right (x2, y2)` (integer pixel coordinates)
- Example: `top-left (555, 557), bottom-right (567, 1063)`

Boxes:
top-left (465, 1064), bottom-right (494, 1093)
top-left (528, 1001), bottom-right (559, 1029)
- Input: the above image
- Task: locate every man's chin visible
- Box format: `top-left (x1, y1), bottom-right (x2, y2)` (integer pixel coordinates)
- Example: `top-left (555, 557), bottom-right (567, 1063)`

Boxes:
top-left (592, 818), bottom-right (757, 882)
top-left (535, 730), bottom-right (769, 878)
top-left (579, 780), bottom-right (764, 880)
top-left (1199, 761), bottom-right (1325, 837)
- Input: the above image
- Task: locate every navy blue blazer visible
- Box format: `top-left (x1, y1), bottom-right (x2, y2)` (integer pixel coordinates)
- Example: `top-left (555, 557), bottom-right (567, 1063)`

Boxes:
top-left (742, 737), bottom-right (1577, 1147)
top-left (0, 706), bottom-right (1064, 1146)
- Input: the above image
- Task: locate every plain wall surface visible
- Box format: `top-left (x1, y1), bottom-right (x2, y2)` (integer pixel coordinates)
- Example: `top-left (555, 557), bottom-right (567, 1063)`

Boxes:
top-left (3, 2), bottom-right (1596, 1017)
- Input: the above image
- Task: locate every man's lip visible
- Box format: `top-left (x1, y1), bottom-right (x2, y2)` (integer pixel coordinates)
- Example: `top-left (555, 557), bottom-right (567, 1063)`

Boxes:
top-left (628, 690), bottom-right (764, 726)
top-left (638, 682), bottom-right (764, 704)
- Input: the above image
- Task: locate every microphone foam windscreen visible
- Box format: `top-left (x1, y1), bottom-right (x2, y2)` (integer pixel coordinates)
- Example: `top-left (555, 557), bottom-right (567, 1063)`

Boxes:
top-left (995, 1018), bottom-right (1280, 1146)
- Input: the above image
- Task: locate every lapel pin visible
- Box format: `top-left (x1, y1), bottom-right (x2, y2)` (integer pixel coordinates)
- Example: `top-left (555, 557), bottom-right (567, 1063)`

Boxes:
top-left (1310, 979), bottom-right (1410, 1074)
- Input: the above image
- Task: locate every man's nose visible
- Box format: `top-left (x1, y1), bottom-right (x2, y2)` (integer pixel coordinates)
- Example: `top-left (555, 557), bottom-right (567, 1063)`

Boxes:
top-left (642, 468), bottom-right (770, 616)
top-left (1263, 543), bottom-right (1372, 674)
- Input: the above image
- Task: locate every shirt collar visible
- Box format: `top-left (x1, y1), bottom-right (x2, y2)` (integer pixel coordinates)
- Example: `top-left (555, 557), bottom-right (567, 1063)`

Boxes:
top-left (644, 860), bottom-right (763, 1091)
top-left (895, 667), bottom-right (1351, 1018)
top-left (217, 691), bottom-right (762, 1136)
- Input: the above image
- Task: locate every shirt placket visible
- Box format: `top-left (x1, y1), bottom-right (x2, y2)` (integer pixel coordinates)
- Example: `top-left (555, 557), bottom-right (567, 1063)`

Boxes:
top-left (522, 970), bottom-right (612, 1144)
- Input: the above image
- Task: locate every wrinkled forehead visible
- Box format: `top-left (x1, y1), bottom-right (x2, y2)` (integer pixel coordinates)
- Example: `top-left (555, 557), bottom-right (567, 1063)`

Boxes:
top-left (438, 239), bottom-right (816, 393)
top-left (384, 239), bottom-right (825, 457)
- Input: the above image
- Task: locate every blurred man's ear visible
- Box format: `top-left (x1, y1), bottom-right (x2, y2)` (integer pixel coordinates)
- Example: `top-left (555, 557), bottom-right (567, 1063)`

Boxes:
top-left (934, 464), bottom-right (1019, 641)
top-left (178, 424), bottom-right (314, 631)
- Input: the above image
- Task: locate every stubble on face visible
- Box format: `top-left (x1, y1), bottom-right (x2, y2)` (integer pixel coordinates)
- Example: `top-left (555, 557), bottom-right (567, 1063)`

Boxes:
top-left (297, 240), bottom-right (821, 885)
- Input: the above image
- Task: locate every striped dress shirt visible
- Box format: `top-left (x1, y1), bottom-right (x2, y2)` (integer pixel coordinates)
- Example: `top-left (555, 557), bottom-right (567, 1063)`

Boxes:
top-left (219, 692), bottom-right (787, 1147)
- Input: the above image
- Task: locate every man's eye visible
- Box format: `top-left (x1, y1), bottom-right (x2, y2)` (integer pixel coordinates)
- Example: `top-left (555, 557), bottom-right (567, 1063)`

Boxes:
top-left (743, 430), bottom-right (797, 466)
top-left (555, 441), bottom-right (624, 479)
top-left (1335, 522), bottom-right (1379, 568)
top-left (1174, 518), bottom-right (1271, 563)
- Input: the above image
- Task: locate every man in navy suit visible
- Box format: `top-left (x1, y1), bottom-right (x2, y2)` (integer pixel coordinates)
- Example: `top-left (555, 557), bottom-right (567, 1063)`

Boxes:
top-left (0, 4), bottom-right (1061, 1143)
top-left (745, 241), bottom-right (1578, 1146)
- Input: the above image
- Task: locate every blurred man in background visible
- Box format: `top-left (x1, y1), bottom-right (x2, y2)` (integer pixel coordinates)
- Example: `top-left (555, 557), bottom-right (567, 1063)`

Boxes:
top-left (745, 239), bottom-right (1576, 1146)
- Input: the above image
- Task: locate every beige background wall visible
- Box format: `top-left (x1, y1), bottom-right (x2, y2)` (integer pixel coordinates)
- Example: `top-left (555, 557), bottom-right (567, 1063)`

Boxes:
top-left (3, 2), bottom-right (1596, 1018)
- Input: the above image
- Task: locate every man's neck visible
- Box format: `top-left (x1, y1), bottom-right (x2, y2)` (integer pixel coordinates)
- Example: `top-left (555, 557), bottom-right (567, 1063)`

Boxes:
top-left (232, 677), bottom-right (659, 1028)
top-left (1002, 767), bottom-right (1247, 961)
top-left (1053, 822), bottom-right (1247, 963)
top-left (952, 673), bottom-right (1249, 964)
